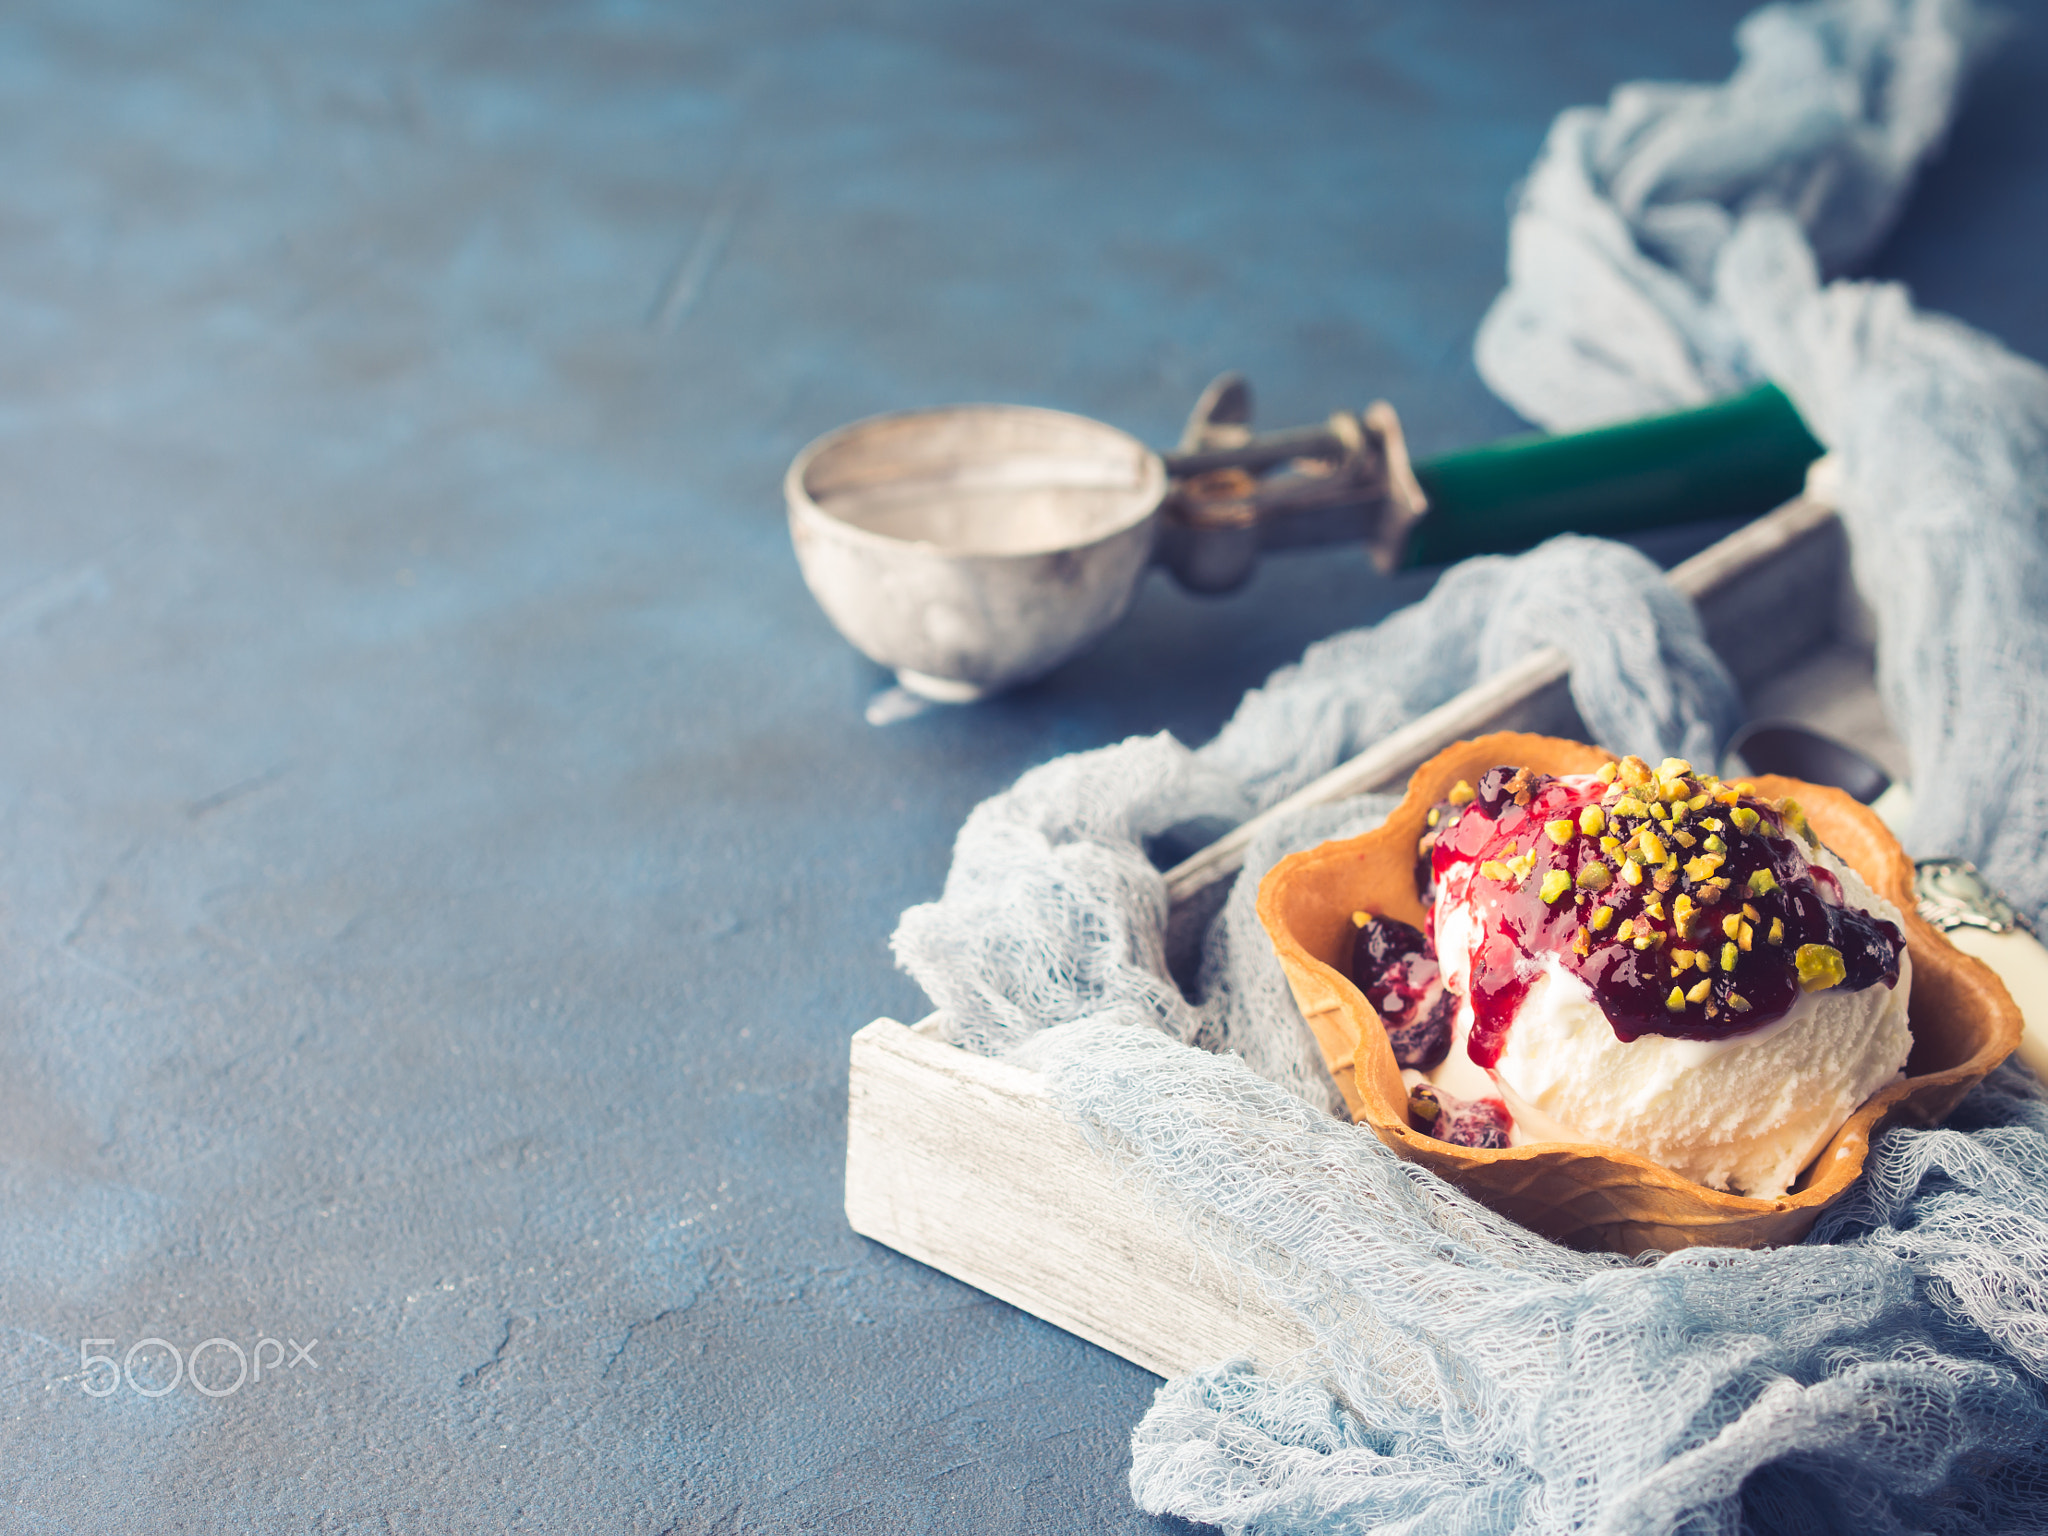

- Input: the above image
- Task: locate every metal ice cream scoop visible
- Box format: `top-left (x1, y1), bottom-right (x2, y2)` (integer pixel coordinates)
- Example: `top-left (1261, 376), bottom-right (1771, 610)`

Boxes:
top-left (787, 377), bottom-right (1823, 706)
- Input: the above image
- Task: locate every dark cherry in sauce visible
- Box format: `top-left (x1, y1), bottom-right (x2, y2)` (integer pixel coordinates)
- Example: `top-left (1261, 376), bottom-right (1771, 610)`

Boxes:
top-left (1407, 1083), bottom-right (1510, 1149)
top-left (1348, 916), bottom-right (1453, 1070)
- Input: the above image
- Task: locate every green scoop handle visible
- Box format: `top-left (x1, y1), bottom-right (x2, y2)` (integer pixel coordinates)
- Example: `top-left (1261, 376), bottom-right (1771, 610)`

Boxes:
top-left (1402, 382), bottom-right (1825, 567)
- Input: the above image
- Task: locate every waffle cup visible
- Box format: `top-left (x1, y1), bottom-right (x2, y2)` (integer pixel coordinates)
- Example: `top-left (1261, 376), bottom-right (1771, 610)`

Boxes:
top-left (1257, 732), bottom-right (2023, 1253)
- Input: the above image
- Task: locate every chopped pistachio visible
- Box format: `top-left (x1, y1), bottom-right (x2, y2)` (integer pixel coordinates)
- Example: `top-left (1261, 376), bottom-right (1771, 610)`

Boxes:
top-left (1447, 779), bottom-right (1475, 806)
top-left (1620, 858), bottom-right (1645, 887)
top-left (1546, 817), bottom-right (1577, 846)
top-left (1702, 834), bottom-right (1726, 855)
top-left (1644, 896), bottom-right (1666, 921)
top-left (1778, 798), bottom-right (1815, 845)
top-left (1687, 977), bottom-right (1713, 1004)
top-left (1730, 806), bottom-right (1760, 834)
top-left (1666, 985), bottom-right (1686, 1011)
top-left (1714, 787), bottom-right (1741, 805)
top-left (1721, 941), bottom-right (1740, 973)
top-left (1427, 807), bottom-right (1441, 828)
top-left (1728, 994), bottom-right (1751, 1013)
top-left (1617, 756), bottom-right (1651, 788)
top-left (1672, 828), bottom-right (1698, 849)
top-left (1687, 793), bottom-right (1712, 812)
top-left (1576, 861), bottom-right (1612, 892)
top-left (1479, 860), bottom-right (1514, 883)
top-left (1796, 942), bottom-right (1847, 991)
top-left (1579, 805), bottom-right (1606, 837)
top-left (1657, 757), bottom-right (1694, 780)
top-left (1653, 870), bottom-right (1679, 893)
top-left (1747, 868), bottom-right (1780, 897)
top-left (1695, 878), bottom-right (1727, 903)
top-left (1633, 935), bottom-right (1657, 951)
top-left (1684, 854), bottom-right (1725, 882)
top-left (1650, 801), bottom-right (1672, 823)
top-left (1352, 911), bottom-right (1372, 928)
top-left (1612, 795), bottom-right (1647, 820)
top-left (1506, 850), bottom-right (1538, 881)
top-left (1742, 902), bottom-right (1760, 921)
top-left (1590, 906), bottom-right (1616, 932)
top-left (1572, 927), bottom-right (1592, 957)
top-left (1639, 829), bottom-right (1668, 865)
top-left (1739, 920), bottom-right (1754, 952)
top-left (1700, 817), bottom-right (1723, 832)
top-left (1616, 918), bottom-right (1636, 942)
top-left (1596, 760), bottom-right (1619, 785)
top-left (1732, 782), bottom-right (1756, 796)
top-left (1671, 948), bottom-right (1693, 972)
top-left (1540, 869), bottom-right (1572, 905)
top-left (1600, 835), bottom-right (1622, 855)
top-left (1672, 893), bottom-right (1697, 936)
top-left (1658, 778), bottom-right (1690, 803)
top-left (1722, 912), bottom-right (1742, 940)
top-left (1768, 918), bottom-right (1784, 944)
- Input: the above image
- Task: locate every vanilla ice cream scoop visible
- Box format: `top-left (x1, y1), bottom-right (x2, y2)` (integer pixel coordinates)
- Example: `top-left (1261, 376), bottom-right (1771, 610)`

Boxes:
top-left (1350, 754), bottom-right (1912, 1197)
top-left (1436, 844), bottom-right (1910, 1195)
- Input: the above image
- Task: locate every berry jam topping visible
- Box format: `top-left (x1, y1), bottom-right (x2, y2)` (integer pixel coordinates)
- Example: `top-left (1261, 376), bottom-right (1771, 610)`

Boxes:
top-left (1407, 1083), bottom-right (1510, 1149)
top-left (1347, 914), bottom-right (1454, 1070)
top-left (1432, 755), bottom-right (1904, 1068)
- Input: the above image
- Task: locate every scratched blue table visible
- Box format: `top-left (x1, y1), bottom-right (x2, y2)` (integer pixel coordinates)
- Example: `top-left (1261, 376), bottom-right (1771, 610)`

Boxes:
top-left (0, 3), bottom-right (2042, 1530)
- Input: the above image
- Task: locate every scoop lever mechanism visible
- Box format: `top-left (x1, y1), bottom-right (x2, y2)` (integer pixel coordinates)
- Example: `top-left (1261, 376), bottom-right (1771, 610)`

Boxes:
top-left (1154, 371), bottom-right (1828, 596)
top-left (1156, 373), bottom-right (1429, 592)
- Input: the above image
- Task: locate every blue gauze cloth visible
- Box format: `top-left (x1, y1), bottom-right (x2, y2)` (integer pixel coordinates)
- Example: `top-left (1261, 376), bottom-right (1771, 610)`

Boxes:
top-left (890, 1), bottom-right (2048, 1529)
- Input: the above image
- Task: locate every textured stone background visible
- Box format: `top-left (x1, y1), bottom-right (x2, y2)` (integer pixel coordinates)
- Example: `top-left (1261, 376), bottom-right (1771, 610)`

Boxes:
top-left (0, 1), bottom-right (2040, 1529)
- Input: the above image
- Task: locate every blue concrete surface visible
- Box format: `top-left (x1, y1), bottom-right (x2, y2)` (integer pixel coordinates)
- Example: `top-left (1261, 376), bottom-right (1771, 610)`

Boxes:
top-left (0, 2), bottom-right (2041, 1530)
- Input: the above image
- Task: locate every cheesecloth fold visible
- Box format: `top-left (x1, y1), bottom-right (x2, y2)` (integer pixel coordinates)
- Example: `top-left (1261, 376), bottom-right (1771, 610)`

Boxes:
top-left (890, 1), bottom-right (2048, 1529)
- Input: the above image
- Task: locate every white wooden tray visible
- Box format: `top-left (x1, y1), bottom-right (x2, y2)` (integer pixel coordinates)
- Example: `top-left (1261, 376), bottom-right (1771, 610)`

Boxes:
top-left (847, 484), bottom-right (1890, 1378)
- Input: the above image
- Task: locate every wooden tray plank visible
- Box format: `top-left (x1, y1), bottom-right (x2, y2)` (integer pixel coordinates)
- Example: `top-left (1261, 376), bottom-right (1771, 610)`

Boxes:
top-left (1674, 492), bottom-right (1844, 689)
top-left (845, 1017), bottom-right (1317, 1379)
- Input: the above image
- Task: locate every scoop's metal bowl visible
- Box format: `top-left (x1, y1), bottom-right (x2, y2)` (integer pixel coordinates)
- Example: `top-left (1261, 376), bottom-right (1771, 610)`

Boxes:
top-left (785, 404), bottom-right (1167, 701)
